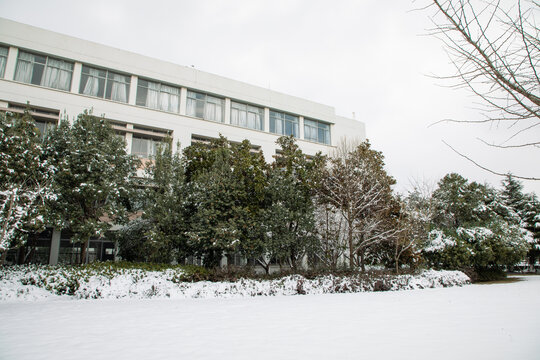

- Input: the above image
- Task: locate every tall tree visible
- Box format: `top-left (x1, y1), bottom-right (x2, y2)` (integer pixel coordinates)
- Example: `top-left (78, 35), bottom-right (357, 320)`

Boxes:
top-left (142, 140), bottom-right (188, 263)
top-left (318, 140), bottom-right (396, 270)
top-left (0, 111), bottom-right (53, 262)
top-left (500, 174), bottom-right (540, 269)
top-left (258, 136), bottom-right (321, 273)
top-left (183, 136), bottom-right (268, 268)
top-left (45, 111), bottom-right (139, 263)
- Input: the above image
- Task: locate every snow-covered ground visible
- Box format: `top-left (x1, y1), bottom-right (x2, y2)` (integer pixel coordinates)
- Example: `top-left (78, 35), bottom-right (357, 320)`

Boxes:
top-left (0, 275), bottom-right (538, 360)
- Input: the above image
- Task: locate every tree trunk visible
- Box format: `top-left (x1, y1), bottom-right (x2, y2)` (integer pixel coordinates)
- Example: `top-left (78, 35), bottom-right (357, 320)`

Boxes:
top-left (394, 241), bottom-right (400, 274)
top-left (360, 250), bottom-right (365, 272)
top-left (348, 220), bottom-right (354, 270)
top-left (80, 240), bottom-right (88, 264)
top-left (0, 250), bottom-right (7, 265)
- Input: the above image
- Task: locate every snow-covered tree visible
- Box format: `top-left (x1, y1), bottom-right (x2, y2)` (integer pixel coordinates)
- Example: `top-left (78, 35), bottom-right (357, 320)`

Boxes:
top-left (137, 140), bottom-right (187, 263)
top-left (424, 173), bottom-right (529, 271)
top-left (45, 111), bottom-right (139, 263)
top-left (0, 111), bottom-right (54, 263)
top-left (500, 174), bottom-right (540, 269)
top-left (318, 140), bottom-right (396, 270)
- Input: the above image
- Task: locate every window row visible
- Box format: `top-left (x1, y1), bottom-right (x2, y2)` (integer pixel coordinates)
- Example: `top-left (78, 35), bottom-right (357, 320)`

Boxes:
top-left (4, 48), bottom-right (332, 144)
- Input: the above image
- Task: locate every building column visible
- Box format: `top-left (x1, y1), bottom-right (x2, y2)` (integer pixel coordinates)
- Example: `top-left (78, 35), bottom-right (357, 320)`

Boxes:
top-left (264, 107), bottom-right (270, 133)
top-left (299, 116), bottom-right (304, 140)
top-left (70, 62), bottom-right (82, 94)
top-left (4, 47), bottom-right (18, 80)
top-left (125, 123), bottom-right (134, 153)
top-left (128, 75), bottom-right (138, 105)
top-left (179, 87), bottom-right (187, 115)
top-left (49, 228), bottom-right (61, 265)
top-left (224, 98), bottom-right (231, 124)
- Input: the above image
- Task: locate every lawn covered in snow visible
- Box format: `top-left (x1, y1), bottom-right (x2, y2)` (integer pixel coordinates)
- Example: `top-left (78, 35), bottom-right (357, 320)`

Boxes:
top-left (1, 275), bottom-right (539, 360)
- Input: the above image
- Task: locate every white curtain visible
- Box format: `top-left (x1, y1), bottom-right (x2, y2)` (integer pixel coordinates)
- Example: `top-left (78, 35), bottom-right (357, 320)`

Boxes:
top-left (186, 98), bottom-right (196, 117)
top-left (239, 110), bottom-right (247, 127)
top-left (231, 108), bottom-right (239, 125)
top-left (110, 74), bottom-right (128, 103)
top-left (275, 119), bottom-right (283, 134)
top-left (82, 68), bottom-right (101, 96)
top-left (159, 84), bottom-right (179, 112)
top-left (204, 102), bottom-right (215, 121)
top-left (57, 61), bottom-right (72, 90)
top-left (247, 112), bottom-right (256, 129)
top-left (43, 59), bottom-right (71, 90)
top-left (215, 103), bottom-right (223, 122)
top-left (146, 81), bottom-right (159, 109)
top-left (14, 52), bottom-right (34, 83)
top-left (0, 54), bottom-right (6, 78)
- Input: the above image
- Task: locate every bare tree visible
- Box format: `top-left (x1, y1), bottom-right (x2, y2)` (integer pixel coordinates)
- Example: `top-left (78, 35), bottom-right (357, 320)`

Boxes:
top-left (426, 0), bottom-right (540, 179)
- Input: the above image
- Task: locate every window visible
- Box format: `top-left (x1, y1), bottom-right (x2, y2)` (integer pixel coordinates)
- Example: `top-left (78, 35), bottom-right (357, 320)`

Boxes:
top-left (131, 136), bottom-right (162, 158)
top-left (0, 46), bottom-right (8, 78)
top-left (34, 120), bottom-right (56, 138)
top-left (304, 119), bottom-right (330, 145)
top-left (231, 101), bottom-right (264, 130)
top-left (186, 90), bottom-right (224, 122)
top-left (14, 51), bottom-right (73, 91)
top-left (270, 110), bottom-right (298, 137)
top-left (136, 79), bottom-right (180, 113)
top-left (79, 65), bottom-right (130, 103)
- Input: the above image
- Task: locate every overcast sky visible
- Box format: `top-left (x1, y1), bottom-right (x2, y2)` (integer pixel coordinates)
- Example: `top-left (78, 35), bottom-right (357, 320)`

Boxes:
top-left (1, 0), bottom-right (538, 195)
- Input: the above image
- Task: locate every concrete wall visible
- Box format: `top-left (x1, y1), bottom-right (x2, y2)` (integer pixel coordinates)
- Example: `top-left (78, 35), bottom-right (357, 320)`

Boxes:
top-left (0, 17), bottom-right (366, 161)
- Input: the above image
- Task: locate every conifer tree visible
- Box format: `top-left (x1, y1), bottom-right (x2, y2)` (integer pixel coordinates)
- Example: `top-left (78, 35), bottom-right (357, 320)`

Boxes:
top-left (259, 136), bottom-right (319, 272)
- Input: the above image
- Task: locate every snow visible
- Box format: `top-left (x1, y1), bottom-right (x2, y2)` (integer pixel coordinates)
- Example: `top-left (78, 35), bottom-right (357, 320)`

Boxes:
top-left (0, 275), bottom-right (538, 360)
top-left (0, 267), bottom-right (468, 301)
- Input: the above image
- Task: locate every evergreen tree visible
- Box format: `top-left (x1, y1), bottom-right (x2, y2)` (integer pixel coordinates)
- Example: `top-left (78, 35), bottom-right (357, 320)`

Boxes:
top-left (183, 136), bottom-right (268, 268)
top-left (258, 136), bottom-right (320, 273)
top-left (45, 111), bottom-right (139, 263)
top-left (142, 141), bottom-right (188, 263)
top-left (0, 111), bottom-right (53, 262)
top-left (425, 173), bottom-right (528, 271)
top-left (500, 174), bottom-right (540, 269)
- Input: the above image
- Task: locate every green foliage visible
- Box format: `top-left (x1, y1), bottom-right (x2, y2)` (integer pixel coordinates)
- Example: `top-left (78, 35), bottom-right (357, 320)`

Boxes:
top-left (44, 111), bottom-right (139, 260)
top-left (0, 111), bottom-right (53, 252)
top-left (143, 141), bottom-right (187, 263)
top-left (424, 173), bottom-right (528, 271)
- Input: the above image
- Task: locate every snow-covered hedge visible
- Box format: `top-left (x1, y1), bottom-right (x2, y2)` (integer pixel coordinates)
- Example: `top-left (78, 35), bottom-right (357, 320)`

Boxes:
top-left (0, 265), bottom-right (470, 302)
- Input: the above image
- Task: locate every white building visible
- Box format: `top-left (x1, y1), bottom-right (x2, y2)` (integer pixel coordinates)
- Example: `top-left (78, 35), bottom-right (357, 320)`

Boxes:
top-left (0, 17), bottom-right (366, 265)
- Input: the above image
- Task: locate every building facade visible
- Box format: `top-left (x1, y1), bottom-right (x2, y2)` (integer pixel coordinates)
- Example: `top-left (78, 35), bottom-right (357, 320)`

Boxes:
top-left (0, 18), bottom-right (366, 265)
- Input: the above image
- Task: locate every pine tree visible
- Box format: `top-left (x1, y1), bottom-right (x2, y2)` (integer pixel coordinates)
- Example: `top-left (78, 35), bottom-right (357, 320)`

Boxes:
top-left (45, 111), bottom-right (139, 263)
top-left (500, 174), bottom-right (540, 269)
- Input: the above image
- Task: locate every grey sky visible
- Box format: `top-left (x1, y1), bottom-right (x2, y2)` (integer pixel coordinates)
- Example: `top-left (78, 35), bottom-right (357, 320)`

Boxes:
top-left (1, 0), bottom-right (538, 194)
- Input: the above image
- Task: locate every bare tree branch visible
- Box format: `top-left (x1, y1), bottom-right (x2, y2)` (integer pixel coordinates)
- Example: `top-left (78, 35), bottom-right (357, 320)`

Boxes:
top-left (442, 140), bottom-right (540, 180)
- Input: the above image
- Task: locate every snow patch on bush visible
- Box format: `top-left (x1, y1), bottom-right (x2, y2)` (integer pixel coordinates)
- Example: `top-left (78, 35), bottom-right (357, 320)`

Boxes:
top-left (0, 265), bottom-right (470, 302)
